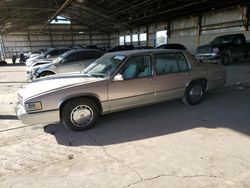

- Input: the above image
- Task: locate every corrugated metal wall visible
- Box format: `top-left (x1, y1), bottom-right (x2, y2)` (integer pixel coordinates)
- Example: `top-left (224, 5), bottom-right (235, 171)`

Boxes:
top-left (1, 24), bottom-right (109, 58)
top-left (111, 6), bottom-right (250, 54)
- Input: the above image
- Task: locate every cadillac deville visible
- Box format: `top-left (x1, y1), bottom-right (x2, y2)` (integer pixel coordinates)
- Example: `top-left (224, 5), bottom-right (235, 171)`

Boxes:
top-left (16, 49), bottom-right (226, 131)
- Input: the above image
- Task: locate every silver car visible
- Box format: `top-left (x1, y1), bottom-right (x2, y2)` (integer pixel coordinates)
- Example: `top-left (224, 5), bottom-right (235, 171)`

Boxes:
top-left (27, 49), bottom-right (104, 80)
top-left (16, 49), bottom-right (226, 131)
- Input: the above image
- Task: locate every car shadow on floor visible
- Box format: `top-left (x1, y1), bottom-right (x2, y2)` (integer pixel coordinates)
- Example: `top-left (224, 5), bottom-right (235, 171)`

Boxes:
top-left (0, 63), bottom-right (25, 67)
top-left (44, 85), bottom-right (250, 146)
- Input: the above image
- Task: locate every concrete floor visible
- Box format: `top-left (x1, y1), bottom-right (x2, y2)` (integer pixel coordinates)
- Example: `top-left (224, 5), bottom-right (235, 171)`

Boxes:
top-left (0, 60), bottom-right (250, 188)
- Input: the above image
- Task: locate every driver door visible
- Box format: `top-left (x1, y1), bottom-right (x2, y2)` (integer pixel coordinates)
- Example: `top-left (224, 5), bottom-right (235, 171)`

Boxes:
top-left (108, 55), bottom-right (154, 112)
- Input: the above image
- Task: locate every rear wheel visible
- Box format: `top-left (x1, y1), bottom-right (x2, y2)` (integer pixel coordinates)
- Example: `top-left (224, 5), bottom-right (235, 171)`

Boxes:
top-left (183, 81), bottom-right (205, 105)
top-left (61, 98), bottom-right (99, 131)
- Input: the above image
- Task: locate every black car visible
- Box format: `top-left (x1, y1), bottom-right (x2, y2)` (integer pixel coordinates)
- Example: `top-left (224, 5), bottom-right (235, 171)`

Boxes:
top-left (195, 34), bottom-right (250, 65)
top-left (109, 45), bottom-right (134, 52)
top-left (156, 43), bottom-right (187, 50)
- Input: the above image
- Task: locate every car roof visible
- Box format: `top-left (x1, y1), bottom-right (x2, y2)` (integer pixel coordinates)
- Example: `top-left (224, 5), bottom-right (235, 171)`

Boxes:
top-left (66, 48), bottom-right (104, 54)
top-left (107, 49), bottom-right (184, 56)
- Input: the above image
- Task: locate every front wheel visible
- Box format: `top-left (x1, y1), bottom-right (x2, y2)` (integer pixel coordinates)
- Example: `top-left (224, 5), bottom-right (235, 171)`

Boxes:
top-left (183, 82), bottom-right (205, 105)
top-left (219, 54), bottom-right (230, 65)
top-left (61, 98), bottom-right (99, 131)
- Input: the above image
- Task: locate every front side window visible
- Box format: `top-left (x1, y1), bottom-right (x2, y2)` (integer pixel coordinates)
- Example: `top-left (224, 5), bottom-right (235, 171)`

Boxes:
top-left (65, 52), bottom-right (80, 62)
top-left (120, 56), bottom-right (151, 80)
top-left (233, 37), bottom-right (243, 44)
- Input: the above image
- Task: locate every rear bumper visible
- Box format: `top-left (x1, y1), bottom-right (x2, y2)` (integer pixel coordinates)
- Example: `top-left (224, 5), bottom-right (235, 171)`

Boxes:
top-left (16, 102), bottom-right (60, 125)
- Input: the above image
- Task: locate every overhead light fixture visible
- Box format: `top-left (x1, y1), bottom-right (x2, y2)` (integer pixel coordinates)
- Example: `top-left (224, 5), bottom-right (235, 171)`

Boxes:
top-left (79, 31), bottom-right (84, 34)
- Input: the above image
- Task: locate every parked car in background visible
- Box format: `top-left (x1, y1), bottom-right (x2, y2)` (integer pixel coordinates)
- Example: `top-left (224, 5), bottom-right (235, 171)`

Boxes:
top-left (17, 49), bottom-right (226, 131)
top-left (24, 50), bottom-right (43, 59)
top-left (27, 49), bottom-right (104, 80)
top-left (195, 33), bottom-right (250, 65)
top-left (135, 46), bottom-right (154, 49)
top-left (109, 45), bottom-right (134, 52)
top-left (25, 47), bottom-right (70, 66)
top-left (156, 43), bottom-right (187, 50)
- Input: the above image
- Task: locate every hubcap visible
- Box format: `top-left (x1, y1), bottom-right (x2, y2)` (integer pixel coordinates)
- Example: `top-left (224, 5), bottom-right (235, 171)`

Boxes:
top-left (70, 105), bottom-right (93, 127)
top-left (189, 84), bottom-right (203, 102)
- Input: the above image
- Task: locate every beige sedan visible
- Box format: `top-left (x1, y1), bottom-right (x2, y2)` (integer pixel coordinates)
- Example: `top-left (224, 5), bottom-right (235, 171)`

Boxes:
top-left (16, 49), bottom-right (226, 131)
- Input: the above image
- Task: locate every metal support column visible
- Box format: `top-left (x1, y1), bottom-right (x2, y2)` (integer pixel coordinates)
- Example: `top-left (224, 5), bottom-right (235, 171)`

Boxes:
top-left (27, 28), bottom-right (32, 51)
top-left (48, 24), bottom-right (53, 47)
top-left (146, 25), bottom-right (149, 46)
top-left (197, 16), bottom-right (202, 47)
top-left (0, 33), bottom-right (6, 60)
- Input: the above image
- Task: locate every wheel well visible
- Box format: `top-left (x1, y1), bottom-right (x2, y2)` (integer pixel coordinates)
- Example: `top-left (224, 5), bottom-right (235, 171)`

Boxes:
top-left (188, 79), bottom-right (207, 90)
top-left (39, 71), bottom-right (55, 76)
top-left (59, 96), bottom-right (102, 118)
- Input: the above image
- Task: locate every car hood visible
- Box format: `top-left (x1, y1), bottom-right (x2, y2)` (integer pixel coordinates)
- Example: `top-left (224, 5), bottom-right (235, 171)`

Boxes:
top-left (18, 74), bottom-right (106, 100)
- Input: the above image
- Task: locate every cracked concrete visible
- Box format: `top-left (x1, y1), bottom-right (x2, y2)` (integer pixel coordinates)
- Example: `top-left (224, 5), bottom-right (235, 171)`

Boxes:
top-left (89, 133), bottom-right (143, 183)
top-left (0, 61), bottom-right (250, 187)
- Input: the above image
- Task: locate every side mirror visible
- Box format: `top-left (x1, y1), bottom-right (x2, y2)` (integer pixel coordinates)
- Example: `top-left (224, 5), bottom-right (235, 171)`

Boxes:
top-left (46, 55), bottom-right (51, 59)
top-left (113, 73), bottom-right (124, 81)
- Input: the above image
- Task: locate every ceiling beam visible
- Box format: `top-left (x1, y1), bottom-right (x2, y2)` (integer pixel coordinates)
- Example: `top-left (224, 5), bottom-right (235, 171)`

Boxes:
top-left (0, 7), bottom-right (57, 11)
top-left (38, 0), bottom-right (74, 33)
top-left (129, 0), bottom-right (209, 23)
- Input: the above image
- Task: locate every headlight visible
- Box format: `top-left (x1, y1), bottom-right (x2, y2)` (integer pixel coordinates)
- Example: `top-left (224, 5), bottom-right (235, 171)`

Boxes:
top-left (213, 48), bottom-right (219, 53)
top-left (25, 101), bottom-right (42, 112)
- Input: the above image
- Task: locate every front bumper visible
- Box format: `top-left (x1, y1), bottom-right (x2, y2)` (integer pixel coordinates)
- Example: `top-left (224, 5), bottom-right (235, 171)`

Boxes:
top-left (16, 102), bottom-right (60, 125)
top-left (195, 53), bottom-right (220, 63)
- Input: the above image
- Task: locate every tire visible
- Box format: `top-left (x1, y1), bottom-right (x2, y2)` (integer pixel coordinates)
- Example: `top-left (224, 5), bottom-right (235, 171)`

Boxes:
top-left (183, 81), bottom-right (205, 105)
top-left (61, 98), bottom-right (99, 131)
top-left (219, 54), bottom-right (230, 65)
top-left (39, 71), bottom-right (54, 78)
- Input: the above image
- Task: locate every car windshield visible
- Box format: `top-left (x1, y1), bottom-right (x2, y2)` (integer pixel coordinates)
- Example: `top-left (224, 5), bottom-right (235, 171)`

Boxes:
top-left (210, 35), bottom-right (234, 45)
top-left (82, 54), bottom-right (126, 78)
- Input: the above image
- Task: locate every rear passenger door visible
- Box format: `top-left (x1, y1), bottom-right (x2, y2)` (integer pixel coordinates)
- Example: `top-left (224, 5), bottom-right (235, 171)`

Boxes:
top-left (153, 53), bottom-right (191, 102)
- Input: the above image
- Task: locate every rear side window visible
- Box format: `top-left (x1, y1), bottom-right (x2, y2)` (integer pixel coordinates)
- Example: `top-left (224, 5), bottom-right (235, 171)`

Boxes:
top-left (175, 54), bottom-right (190, 71)
top-left (155, 54), bottom-right (179, 75)
top-left (84, 51), bottom-right (103, 59)
top-left (155, 53), bottom-right (190, 75)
